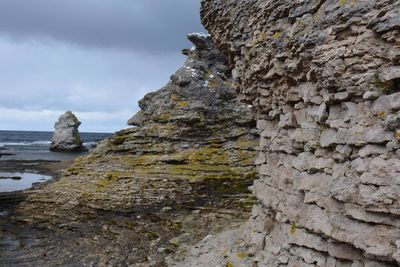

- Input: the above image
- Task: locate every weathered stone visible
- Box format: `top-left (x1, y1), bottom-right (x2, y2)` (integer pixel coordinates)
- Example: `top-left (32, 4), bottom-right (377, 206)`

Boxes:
top-left (379, 66), bottom-right (400, 83)
top-left (180, 0), bottom-right (400, 266)
top-left (50, 111), bottom-right (86, 152)
top-left (384, 111), bottom-right (400, 131)
top-left (372, 92), bottom-right (400, 113)
top-left (358, 145), bottom-right (387, 158)
top-left (363, 91), bottom-right (380, 100)
top-left (278, 112), bottom-right (296, 129)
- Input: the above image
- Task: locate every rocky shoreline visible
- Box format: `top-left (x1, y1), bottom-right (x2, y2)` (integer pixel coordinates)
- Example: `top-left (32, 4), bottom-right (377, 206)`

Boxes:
top-left (0, 159), bottom-right (257, 266)
top-left (0, 159), bottom-right (73, 207)
top-left (0, 159), bottom-right (74, 265)
top-left (0, 34), bottom-right (259, 266)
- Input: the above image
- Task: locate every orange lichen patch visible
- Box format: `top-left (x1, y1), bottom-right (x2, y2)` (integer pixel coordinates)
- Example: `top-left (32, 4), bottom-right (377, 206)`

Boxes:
top-left (377, 111), bottom-right (387, 119)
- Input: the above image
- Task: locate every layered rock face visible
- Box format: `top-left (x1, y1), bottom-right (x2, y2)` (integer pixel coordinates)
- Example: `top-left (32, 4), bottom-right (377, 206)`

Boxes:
top-left (10, 35), bottom-right (258, 266)
top-left (50, 111), bottom-right (86, 152)
top-left (198, 0), bottom-right (400, 266)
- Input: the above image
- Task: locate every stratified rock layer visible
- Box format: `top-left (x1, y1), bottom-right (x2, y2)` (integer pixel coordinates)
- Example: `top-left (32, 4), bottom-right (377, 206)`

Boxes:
top-left (50, 111), bottom-right (85, 152)
top-left (10, 35), bottom-right (258, 266)
top-left (191, 0), bottom-right (400, 266)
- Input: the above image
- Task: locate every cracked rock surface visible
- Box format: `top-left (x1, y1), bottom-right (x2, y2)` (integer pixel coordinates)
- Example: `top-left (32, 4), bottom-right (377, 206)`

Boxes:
top-left (175, 0), bottom-right (400, 266)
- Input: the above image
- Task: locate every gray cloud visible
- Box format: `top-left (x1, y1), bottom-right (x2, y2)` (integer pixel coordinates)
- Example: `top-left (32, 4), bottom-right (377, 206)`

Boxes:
top-left (0, 0), bottom-right (205, 132)
top-left (0, 0), bottom-right (204, 53)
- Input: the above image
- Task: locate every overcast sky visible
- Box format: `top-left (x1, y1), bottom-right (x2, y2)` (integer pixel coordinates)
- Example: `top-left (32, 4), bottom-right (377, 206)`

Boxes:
top-left (0, 0), bottom-right (204, 132)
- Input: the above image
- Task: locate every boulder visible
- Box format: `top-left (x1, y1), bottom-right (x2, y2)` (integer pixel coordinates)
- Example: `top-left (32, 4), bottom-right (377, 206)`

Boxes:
top-left (50, 111), bottom-right (86, 152)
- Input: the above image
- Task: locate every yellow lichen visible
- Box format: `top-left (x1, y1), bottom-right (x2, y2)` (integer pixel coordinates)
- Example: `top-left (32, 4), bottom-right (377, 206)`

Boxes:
top-left (208, 79), bottom-right (219, 90)
top-left (207, 69), bottom-right (214, 77)
top-left (178, 101), bottom-right (190, 108)
top-left (339, 0), bottom-right (346, 6)
top-left (236, 252), bottom-right (248, 259)
top-left (96, 171), bottom-right (122, 191)
top-left (153, 113), bottom-right (173, 122)
top-left (251, 31), bottom-right (268, 46)
top-left (396, 130), bottom-right (400, 142)
top-left (290, 223), bottom-right (297, 234)
top-left (273, 31), bottom-right (282, 39)
top-left (227, 261), bottom-right (234, 267)
top-left (171, 94), bottom-right (181, 101)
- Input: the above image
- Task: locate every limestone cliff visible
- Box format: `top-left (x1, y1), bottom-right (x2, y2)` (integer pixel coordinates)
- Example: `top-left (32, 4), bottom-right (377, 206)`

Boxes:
top-left (8, 34), bottom-right (258, 266)
top-left (181, 0), bottom-right (400, 266)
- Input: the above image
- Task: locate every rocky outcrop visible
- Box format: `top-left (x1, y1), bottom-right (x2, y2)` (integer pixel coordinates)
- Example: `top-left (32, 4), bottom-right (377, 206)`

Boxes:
top-left (8, 34), bottom-right (258, 266)
top-left (50, 111), bottom-right (86, 152)
top-left (181, 0), bottom-right (400, 266)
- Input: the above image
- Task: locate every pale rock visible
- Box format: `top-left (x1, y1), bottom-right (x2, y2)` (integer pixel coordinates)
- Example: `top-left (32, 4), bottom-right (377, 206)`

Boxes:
top-left (50, 111), bottom-right (86, 152)
top-left (278, 112), bottom-right (296, 129)
top-left (393, 239), bottom-right (400, 264)
top-left (317, 103), bottom-right (328, 123)
top-left (358, 145), bottom-right (387, 158)
top-left (320, 128), bottom-right (340, 147)
top-left (182, 1), bottom-right (400, 266)
top-left (363, 91), bottom-right (380, 100)
top-left (379, 66), bottom-right (400, 82)
top-left (336, 145), bottom-right (353, 158)
top-left (384, 111), bottom-right (400, 130)
top-left (372, 92), bottom-right (400, 113)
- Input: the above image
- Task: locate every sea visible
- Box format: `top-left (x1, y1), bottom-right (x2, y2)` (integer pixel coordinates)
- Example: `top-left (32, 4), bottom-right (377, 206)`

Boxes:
top-left (0, 130), bottom-right (112, 194)
top-left (0, 130), bottom-right (112, 161)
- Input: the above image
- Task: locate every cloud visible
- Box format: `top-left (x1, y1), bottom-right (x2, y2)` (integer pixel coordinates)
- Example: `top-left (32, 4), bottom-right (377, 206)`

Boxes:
top-left (0, 107), bottom-right (133, 133)
top-left (0, 0), bottom-right (205, 132)
top-left (0, 37), bottom-right (184, 112)
top-left (0, 0), bottom-right (204, 53)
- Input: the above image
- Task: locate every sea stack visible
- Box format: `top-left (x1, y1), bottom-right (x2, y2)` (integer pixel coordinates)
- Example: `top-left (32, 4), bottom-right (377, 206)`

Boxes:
top-left (50, 111), bottom-right (86, 152)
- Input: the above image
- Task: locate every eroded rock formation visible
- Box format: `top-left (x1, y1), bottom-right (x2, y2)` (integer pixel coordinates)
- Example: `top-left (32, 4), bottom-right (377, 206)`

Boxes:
top-left (6, 34), bottom-right (258, 266)
top-left (181, 0), bottom-right (400, 266)
top-left (50, 111), bottom-right (86, 152)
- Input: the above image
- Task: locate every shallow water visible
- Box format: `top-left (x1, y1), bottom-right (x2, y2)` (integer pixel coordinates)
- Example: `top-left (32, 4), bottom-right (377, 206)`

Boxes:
top-left (0, 130), bottom-right (112, 161)
top-left (0, 172), bottom-right (52, 193)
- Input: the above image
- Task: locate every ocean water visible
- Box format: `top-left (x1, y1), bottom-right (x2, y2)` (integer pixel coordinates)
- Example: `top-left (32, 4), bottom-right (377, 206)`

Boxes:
top-left (0, 130), bottom-right (112, 161)
top-left (0, 172), bottom-right (53, 192)
top-left (0, 130), bottom-right (112, 193)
